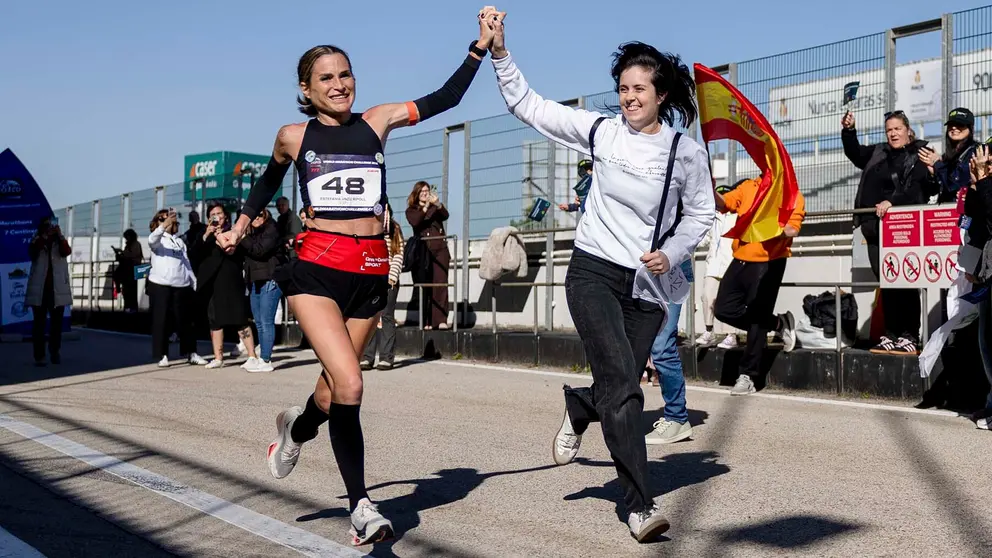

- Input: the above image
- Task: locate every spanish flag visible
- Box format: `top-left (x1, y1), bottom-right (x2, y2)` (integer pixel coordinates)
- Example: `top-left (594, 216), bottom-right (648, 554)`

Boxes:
top-left (693, 63), bottom-right (799, 243)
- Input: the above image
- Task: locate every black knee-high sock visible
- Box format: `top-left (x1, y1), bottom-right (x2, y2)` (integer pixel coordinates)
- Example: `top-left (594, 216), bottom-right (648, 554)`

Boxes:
top-left (327, 403), bottom-right (368, 510)
top-left (290, 394), bottom-right (328, 444)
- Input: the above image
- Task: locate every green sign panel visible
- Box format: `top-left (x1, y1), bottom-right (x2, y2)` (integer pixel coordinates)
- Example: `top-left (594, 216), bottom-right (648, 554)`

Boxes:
top-left (183, 151), bottom-right (271, 201)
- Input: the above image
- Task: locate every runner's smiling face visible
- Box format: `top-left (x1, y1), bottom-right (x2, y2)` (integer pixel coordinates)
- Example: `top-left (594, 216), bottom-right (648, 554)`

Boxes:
top-left (618, 65), bottom-right (665, 131)
top-left (301, 53), bottom-right (355, 116)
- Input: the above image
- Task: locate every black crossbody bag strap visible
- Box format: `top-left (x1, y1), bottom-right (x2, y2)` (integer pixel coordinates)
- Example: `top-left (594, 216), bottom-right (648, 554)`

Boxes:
top-left (650, 132), bottom-right (683, 253)
top-left (587, 116), bottom-right (607, 164)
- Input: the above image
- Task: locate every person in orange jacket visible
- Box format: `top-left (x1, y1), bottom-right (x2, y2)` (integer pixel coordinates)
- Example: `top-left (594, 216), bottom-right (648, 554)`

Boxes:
top-left (713, 175), bottom-right (805, 396)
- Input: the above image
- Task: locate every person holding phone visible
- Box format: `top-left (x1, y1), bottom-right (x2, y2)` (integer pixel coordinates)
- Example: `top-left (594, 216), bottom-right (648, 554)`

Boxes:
top-left (147, 208), bottom-right (205, 366)
top-left (918, 108), bottom-right (978, 201)
top-left (842, 110), bottom-right (935, 355)
top-left (190, 202), bottom-right (258, 368)
top-left (26, 216), bottom-right (71, 365)
top-left (406, 180), bottom-right (451, 330)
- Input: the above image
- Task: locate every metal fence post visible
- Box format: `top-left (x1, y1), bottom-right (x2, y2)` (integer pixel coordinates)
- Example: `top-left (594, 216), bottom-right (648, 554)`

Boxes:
top-left (726, 63), bottom-right (738, 188)
top-left (441, 129), bottom-right (450, 208)
top-left (941, 13), bottom-right (953, 123)
top-left (885, 29), bottom-right (896, 113)
top-left (545, 139), bottom-right (556, 332)
top-left (836, 284), bottom-right (844, 395)
top-left (921, 288), bottom-right (930, 391)
top-left (453, 236), bottom-right (459, 333)
top-left (462, 121), bottom-right (471, 316)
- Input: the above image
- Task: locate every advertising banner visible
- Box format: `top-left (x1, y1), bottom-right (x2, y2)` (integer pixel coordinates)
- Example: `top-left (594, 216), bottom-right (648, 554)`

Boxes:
top-left (0, 148), bottom-right (70, 334)
top-left (879, 205), bottom-right (961, 289)
top-left (183, 152), bottom-right (270, 201)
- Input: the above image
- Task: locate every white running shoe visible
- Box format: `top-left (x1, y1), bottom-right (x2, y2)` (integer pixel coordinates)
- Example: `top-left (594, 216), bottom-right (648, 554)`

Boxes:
top-left (349, 498), bottom-right (394, 546)
top-left (717, 334), bottom-right (739, 349)
top-left (552, 408), bottom-right (582, 465)
top-left (249, 360), bottom-right (274, 373)
top-left (241, 357), bottom-right (259, 370)
top-left (628, 504), bottom-right (671, 543)
top-left (730, 374), bottom-right (756, 396)
top-left (695, 331), bottom-right (717, 347)
top-left (205, 359), bottom-right (223, 369)
top-left (187, 353), bottom-right (207, 366)
top-left (267, 406), bottom-right (304, 479)
top-left (778, 311), bottom-right (796, 353)
top-left (157, 356), bottom-right (169, 368)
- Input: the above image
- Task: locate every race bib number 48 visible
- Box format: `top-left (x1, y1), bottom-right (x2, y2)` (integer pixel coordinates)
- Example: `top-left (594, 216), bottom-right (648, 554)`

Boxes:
top-left (305, 154), bottom-right (383, 212)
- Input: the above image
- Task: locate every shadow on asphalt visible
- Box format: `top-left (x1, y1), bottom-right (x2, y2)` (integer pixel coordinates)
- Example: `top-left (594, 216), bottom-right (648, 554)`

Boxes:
top-left (714, 515), bottom-right (863, 550)
top-left (298, 464), bottom-right (559, 556)
top-left (566, 451), bottom-right (731, 530)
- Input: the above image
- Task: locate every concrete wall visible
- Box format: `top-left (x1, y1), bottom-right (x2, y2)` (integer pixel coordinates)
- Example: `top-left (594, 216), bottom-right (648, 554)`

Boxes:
top-left (393, 229), bottom-right (947, 342)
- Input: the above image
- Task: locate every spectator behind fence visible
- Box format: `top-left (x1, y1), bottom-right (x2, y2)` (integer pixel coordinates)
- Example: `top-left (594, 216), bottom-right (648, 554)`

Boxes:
top-left (190, 202), bottom-right (258, 368)
top-left (362, 206), bottom-right (405, 370)
top-left (559, 159), bottom-right (594, 213)
top-left (112, 228), bottom-right (143, 313)
top-left (713, 175), bottom-right (804, 396)
top-left (919, 108), bottom-right (977, 202)
top-left (26, 216), bottom-right (71, 366)
top-left (842, 109), bottom-right (934, 355)
top-left (184, 211), bottom-right (206, 253)
top-left (696, 181), bottom-right (741, 349)
top-left (964, 144), bottom-right (992, 431)
top-left (406, 181), bottom-right (451, 330)
top-left (275, 196), bottom-right (302, 259)
top-left (241, 208), bottom-right (282, 373)
top-left (147, 208), bottom-right (205, 367)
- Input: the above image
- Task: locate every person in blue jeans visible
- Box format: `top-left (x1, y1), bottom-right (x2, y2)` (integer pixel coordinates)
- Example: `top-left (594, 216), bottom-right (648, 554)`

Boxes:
top-left (241, 208), bottom-right (283, 372)
top-left (644, 302), bottom-right (693, 444)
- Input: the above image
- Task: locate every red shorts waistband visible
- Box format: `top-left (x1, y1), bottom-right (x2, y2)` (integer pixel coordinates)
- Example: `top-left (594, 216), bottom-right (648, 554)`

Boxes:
top-left (295, 231), bottom-right (389, 275)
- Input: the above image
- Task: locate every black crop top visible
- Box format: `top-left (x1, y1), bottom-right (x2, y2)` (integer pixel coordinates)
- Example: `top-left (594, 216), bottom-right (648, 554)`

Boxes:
top-left (296, 115), bottom-right (387, 220)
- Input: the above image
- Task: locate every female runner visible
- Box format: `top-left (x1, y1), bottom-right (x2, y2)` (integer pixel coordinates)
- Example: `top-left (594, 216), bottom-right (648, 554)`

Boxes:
top-left (486, 12), bottom-right (714, 543)
top-left (217, 7), bottom-right (499, 545)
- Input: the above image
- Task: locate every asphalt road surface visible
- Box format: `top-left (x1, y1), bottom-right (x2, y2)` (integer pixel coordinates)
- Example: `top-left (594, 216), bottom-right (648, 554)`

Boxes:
top-left (1, 329), bottom-right (990, 557)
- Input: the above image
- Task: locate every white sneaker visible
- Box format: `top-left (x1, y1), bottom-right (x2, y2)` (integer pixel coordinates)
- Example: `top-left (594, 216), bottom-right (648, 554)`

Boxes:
top-left (249, 360), bottom-right (274, 373)
top-left (730, 374), bottom-right (756, 396)
top-left (778, 311), bottom-right (796, 353)
top-left (552, 408), bottom-right (582, 465)
top-left (349, 498), bottom-right (394, 546)
top-left (695, 331), bottom-right (717, 347)
top-left (187, 353), bottom-right (207, 366)
top-left (267, 406), bottom-right (304, 479)
top-left (628, 504), bottom-right (670, 543)
top-left (157, 356), bottom-right (169, 367)
top-left (978, 417), bottom-right (990, 431)
top-left (241, 357), bottom-right (259, 370)
top-left (645, 419), bottom-right (693, 445)
top-left (205, 359), bottom-right (224, 369)
top-left (717, 334), bottom-right (739, 349)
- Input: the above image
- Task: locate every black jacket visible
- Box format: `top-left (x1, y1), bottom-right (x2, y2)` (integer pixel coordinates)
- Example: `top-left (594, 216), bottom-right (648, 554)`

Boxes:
top-left (241, 220), bottom-right (281, 284)
top-left (965, 177), bottom-right (992, 268)
top-left (843, 129), bottom-right (934, 230)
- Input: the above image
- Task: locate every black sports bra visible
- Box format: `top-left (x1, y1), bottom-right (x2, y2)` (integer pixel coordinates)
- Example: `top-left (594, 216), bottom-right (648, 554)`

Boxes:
top-left (295, 115), bottom-right (387, 220)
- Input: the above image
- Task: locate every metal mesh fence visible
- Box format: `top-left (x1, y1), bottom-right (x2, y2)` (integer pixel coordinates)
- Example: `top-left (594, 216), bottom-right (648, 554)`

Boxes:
top-left (383, 129), bottom-right (445, 236)
top-left (954, 6), bottom-right (992, 124)
top-left (735, 33), bottom-right (887, 217)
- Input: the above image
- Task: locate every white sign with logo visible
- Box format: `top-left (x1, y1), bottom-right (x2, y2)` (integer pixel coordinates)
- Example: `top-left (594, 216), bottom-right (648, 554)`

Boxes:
top-left (769, 58), bottom-right (942, 140)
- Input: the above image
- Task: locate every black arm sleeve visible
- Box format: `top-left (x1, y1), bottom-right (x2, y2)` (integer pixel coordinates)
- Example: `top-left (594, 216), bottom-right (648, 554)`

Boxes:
top-left (242, 157), bottom-right (291, 220)
top-left (412, 54), bottom-right (482, 123)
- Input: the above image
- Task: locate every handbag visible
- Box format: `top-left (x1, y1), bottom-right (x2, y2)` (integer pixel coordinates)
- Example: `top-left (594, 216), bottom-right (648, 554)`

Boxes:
top-left (630, 131), bottom-right (693, 307)
top-left (402, 234), bottom-right (430, 275)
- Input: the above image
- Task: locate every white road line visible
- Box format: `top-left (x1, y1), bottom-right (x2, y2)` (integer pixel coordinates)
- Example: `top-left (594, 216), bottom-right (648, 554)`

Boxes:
top-left (0, 415), bottom-right (366, 558)
top-left (0, 526), bottom-right (48, 558)
top-left (429, 360), bottom-right (962, 418)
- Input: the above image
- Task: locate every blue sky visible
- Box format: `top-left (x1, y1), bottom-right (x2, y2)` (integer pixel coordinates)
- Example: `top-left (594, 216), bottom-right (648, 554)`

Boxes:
top-left (0, 0), bottom-right (985, 213)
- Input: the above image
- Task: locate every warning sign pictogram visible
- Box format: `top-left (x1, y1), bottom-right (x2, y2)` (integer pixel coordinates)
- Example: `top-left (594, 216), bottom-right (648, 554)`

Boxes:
top-left (946, 251), bottom-right (959, 281)
top-left (882, 252), bottom-right (900, 283)
top-left (902, 252), bottom-right (921, 283)
top-left (924, 251), bottom-right (942, 283)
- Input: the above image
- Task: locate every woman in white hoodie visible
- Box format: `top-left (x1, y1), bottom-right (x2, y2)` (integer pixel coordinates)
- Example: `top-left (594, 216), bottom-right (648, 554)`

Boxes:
top-left (486, 12), bottom-right (714, 543)
top-left (147, 208), bottom-right (205, 367)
